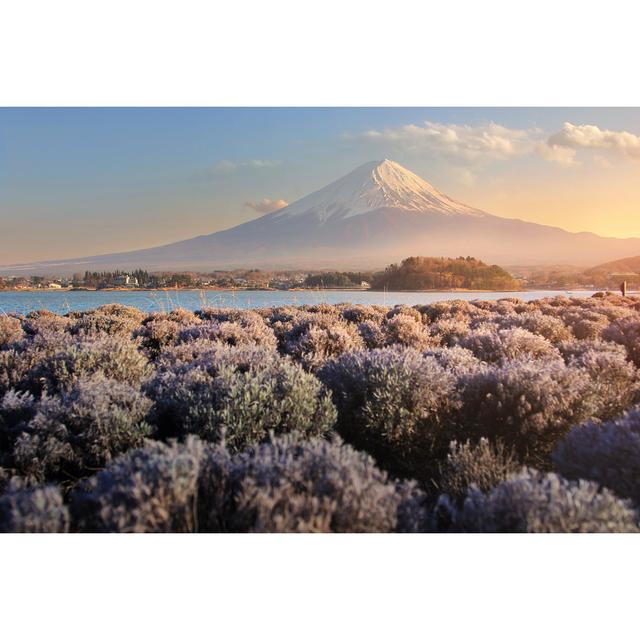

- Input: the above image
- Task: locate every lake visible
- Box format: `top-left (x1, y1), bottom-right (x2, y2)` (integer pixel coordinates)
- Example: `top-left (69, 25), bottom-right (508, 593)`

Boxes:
top-left (0, 289), bottom-right (600, 315)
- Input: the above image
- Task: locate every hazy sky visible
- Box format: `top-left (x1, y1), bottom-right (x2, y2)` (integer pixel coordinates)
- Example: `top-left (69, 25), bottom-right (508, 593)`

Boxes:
top-left (1, 107), bottom-right (639, 263)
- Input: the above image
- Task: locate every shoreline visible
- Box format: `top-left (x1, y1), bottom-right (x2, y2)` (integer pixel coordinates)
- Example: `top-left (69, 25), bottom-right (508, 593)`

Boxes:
top-left (0, 286), bottom-right (605, 294)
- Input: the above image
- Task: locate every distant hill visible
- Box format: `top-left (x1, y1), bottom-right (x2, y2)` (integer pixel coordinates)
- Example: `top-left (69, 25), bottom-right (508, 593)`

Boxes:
top-left (371, 256), bottom-right (520, 291)
top-left (586, 255), bottom-right (640, 275)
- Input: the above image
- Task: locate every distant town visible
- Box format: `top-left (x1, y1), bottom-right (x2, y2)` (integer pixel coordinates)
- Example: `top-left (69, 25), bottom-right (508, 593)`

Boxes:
top-left (0, 268), bottom-right (373, 292)
top-left (1, 254), bottom-right (638, 293)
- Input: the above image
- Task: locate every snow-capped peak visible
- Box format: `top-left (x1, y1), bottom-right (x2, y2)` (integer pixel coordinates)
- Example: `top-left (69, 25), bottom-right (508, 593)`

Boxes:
top-left (272, 159), bottom-right (485, 223)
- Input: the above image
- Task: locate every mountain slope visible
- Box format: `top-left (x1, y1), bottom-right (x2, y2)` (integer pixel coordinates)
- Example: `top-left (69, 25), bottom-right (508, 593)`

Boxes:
top-left (585, 255), bottom-right (640, 275)
top-left (4, 159), bottom-right (640, 274)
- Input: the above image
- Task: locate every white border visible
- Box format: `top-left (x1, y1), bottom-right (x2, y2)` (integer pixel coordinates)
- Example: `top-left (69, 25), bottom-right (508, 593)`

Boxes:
top-left (1, 533), bottom-right (638, 639)
top-left (1, 0), bottom-right (639, 636)
top-left (1, 0), bottom-right (639, 106)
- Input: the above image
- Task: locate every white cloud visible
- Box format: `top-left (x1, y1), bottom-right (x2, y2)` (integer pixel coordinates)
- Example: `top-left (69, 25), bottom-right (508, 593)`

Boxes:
top-left (536, 143), bottom-right (577, 166)
top-left (548, 122), bottom-right (640, 159)
top-left (347, 120), bottom-right (538, 162)
top-left (244, 198), bottom-right (289, 214)
top-left (346, 119), bottom-right (583, 168)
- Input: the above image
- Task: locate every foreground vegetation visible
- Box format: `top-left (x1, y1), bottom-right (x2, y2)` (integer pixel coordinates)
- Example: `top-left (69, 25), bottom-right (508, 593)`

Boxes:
top-left (1, 292), bottom-right (640, 532)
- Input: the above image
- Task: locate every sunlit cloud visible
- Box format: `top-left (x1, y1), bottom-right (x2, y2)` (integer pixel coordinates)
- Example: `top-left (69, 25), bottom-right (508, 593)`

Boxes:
top-left (345, 120), bottom-right (579, 167)
top-left (548, 122), bottom-right (640, 159)
top-left (345, 121), bottom-right (537, 162)
top-left (244, 198), bottom-right (289, 214)
top-left (536, 142), bottom-right (577, 166)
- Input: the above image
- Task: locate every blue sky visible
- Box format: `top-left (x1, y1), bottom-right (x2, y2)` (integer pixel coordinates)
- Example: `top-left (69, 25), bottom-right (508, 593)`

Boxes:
top-left (1, 107), bottom-right (640, 263)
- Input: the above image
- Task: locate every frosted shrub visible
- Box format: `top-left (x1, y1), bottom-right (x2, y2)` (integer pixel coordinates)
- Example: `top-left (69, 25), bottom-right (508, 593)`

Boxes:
top-left (459, 327), bottom-right (560, 364)
top-left (421, 300), bottom-right (474, 322)
top-left (603, 318), bottom-right (640, 367)
top-left (202, 434), bottom-right (420, 533)
top-left (0, 315), bottom-right (24, 347)
top-left (70, 438), bottom-right (204, 533)
top-left (0, 478), bottom-right (69, 533)
top-left (357, 320), bottom-right (387, 349)
top-left (437, 439), bottom-right (520, 503)
top-left (281, 314), bottom-right (365, 371)
top-left (177, 317), bottom-right (277, 350)
top-left (0, 349), bottom-right (30, 396)
top-left (0, 390), bottom-right (37, 454)
top-left (21, 310), bottom-right (72, 336)
top-left (11, 378), bottom-right (152, 482)
top-left (382, 314), bottom-right (438, 349)
top-left (498, 312), bottom-right (572, 344)
top-left (154, 339), bottom-right (223, 371)
top-left (319, 347), bottom-right (458, 478)
top-left (94, 303), bottom-right (146, 322)
top-left (562, 310), bottom-right (610, 340)
top-left (69, 312), bottom-right (140, 337)
top-left (340, 305), bottom-right (386, 325)
top-left (0, 332), bottom-right (75, 395)
top-left (440, 470), bottom-right (639, 533)
top-left (458, 360), bottom-right (595, 466)
top-left (25, 336), bottom-right (151, 394)
top-left (147, 348), bottom-right (336, 451)
top-left (423, 346), bottom-right (487, 377)
top-left (560, 343), bottom-right (639, 420)
top-left (135, 315), bottom-right (183, 354)
top-left (386, 305), bottom-right (424, 323)
top-left (428, 318), bottom-right (470, 347)
top-left (135, 310), bottom-right (201, 354)
top-left (553, 408), bottom-right (640, 505)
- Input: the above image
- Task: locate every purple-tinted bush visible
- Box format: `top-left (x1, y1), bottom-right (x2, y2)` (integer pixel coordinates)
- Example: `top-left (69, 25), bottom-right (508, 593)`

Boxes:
top-left (560, 342), bottom-right (639, 420)
top-left (459, 327), bottom-right (560, 364)
top-left (199, 434), bottom-right (422, 533)
top-left (10, 378), bottom-right (152, 482)
top-left (281, 314), bottom-right (365, 371)
top-left (70, 438), bottom-right (204, 533)
top-left (25, 336), bottom-right (151, 395)
top-left (135, 310), bottom-right (200, 354)
top-left (553, 407), bottom-right (640, 505)
top-left (0, 331), bottom-right (75, 395)
top-left (382, 314), bottom-right (438, 349)
top-left (437, 438), bottom-right (520, 503)
top-left (21, 310), bottom-right (72, 336)
top-left (498, 311), bottom-right (572, 344)
top-left (603, 318), bottom-right (640, 367)
top-left (177, 317), bottom-right (277, 350)
top-left (357, 320), bottom-right (387, 349)
top-left (147, 347), bottom-right (336, 451)
top-left (423, 346), bottom-right (487, 377)
top-left (0, 315), bottom-right (24, 347)
top-left (458, 360), bottom-right (596, 466)
top-left (319, 347), bottom-right (457, 478)
top-left (562, 310), bottom-right (610, 340)
top-left (0, 478), bottom-right (69, 533)
top-left (436, 470), bottom-right (639, 533)
top-left (428, 318), bottom-right (471, 347)
top-left (385, 305), bottom-right (424, 323)
top-left (95, 304), bottom-right (146, 322)
top-left (340, 305), bottom-right (386, 325)
top-left (69, 312), bottom-right (140, 337)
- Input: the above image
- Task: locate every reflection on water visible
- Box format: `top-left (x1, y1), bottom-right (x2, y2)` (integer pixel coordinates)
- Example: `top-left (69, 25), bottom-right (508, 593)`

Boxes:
top-left (0, 289), bottom-right (600, 315)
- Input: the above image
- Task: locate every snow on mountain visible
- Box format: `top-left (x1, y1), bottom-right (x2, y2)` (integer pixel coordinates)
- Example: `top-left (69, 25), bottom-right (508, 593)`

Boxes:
top-left (272, 159), bottom-right (484, 222)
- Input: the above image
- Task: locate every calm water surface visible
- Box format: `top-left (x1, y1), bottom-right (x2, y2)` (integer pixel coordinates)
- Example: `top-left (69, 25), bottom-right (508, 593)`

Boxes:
top-left (0, 289), bottom-right (598, 315)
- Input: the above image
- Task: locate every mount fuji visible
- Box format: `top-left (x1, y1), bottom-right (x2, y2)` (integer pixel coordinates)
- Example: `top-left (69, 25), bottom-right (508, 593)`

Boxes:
top-left (6, 159), bottom-right (640, 274)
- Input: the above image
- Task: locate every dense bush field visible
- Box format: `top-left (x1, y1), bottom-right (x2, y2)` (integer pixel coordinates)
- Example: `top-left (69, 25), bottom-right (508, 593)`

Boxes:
top-left (1, 293), bottom-right (640, 532)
